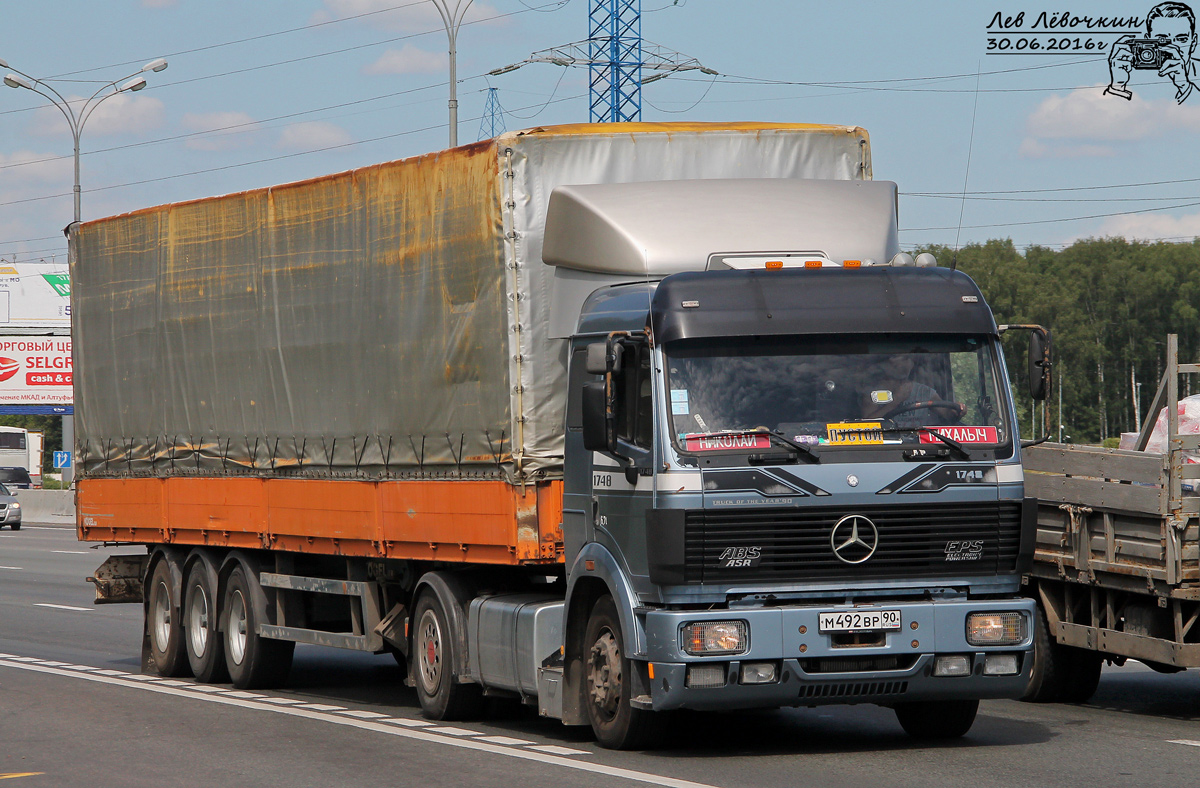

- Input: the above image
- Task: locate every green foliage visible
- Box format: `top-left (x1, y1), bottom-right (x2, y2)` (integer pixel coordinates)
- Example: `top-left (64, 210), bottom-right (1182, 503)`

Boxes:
top-left (917, 238), bottom-right (1200, 445)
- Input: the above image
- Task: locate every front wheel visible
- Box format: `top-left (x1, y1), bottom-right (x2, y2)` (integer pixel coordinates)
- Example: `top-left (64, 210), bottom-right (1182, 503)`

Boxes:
top-left (412, 592), bottom-right (483, 720)
top-left (583, 595), bottom-right (660, 750)
top-left (9, 522), bottom-right (20, 531)
top-left (894, 699), bottom-right (979, 739)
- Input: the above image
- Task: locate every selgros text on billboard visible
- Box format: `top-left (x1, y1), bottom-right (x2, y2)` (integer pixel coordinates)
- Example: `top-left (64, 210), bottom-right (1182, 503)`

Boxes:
top-left (0, 337), bottom-right (72, 405)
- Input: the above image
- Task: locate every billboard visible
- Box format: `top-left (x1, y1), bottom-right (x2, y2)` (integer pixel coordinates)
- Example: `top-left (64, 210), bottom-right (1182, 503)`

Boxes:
top-left (0, 265), bottom-right (70, 327)
top-left (0, 337), bottom-right (72, 405)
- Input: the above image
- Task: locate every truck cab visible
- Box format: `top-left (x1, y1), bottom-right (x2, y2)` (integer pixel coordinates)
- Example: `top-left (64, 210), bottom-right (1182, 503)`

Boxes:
top-left (549, 177), bottom-right (1037, 746)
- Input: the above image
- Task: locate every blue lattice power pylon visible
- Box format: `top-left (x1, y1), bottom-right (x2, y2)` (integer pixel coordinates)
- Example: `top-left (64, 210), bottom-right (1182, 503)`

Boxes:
top-left (478, 87), bottom-right (506, 140)
top-left (588, 0), bottom-right (642, 122)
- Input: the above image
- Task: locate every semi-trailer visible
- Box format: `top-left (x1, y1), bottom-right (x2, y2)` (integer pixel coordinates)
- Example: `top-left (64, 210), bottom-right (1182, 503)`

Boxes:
top-left (75, 122), bottom-right (1043, 748)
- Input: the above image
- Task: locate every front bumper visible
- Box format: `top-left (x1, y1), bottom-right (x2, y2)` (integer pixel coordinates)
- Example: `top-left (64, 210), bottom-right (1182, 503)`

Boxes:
top-left (0, 505), bottom-right (20, 524)
top-left (642, 597), bottom-right (1034, 712)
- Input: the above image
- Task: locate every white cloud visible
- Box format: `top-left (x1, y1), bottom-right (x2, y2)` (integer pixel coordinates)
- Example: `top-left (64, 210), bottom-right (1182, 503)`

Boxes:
top-left (30, 94), bottom-right (165, 137)
top-left (181, 111), bottom-right (261, 151)
top-left (1024, 85), bottom-right (1200, 147)
top-left (1090, 210), bottom-right (1200, 241)
top-left (0, 150), bottom-right (73, 185)
top-left (1017, 137), bottom-right (1116, 159)
top-left (142, 0), bottom-right (177, 6)
top-left (276, 122), bottom-right (353, 151)
top-left (365, 45), bottom-right (445, 75)
top-left (311, 0), bottom-right (501, 32)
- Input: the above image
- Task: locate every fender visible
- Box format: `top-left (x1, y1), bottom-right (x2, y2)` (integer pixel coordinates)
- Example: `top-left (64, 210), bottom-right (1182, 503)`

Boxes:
top-left (412, 571), bottom-right (476, 684)
top-left (565, 542), bottom-right (646, 658)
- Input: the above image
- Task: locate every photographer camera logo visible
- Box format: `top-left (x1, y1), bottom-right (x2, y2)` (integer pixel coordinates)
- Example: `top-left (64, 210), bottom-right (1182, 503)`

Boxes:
top-left (1107, 1), bottom-right (1199, 103)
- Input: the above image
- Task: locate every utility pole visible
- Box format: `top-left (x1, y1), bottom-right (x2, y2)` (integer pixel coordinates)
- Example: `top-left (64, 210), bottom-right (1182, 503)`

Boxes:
top-left (477, 87), bottom-right (505, 140)
top-left (4, 55), bottom-right (168, 487)
top-left (430, 0), bottom-right (474, 147)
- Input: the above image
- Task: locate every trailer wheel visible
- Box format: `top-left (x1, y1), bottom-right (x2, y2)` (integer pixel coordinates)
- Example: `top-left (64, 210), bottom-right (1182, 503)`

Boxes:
top-left (183, 557), bottom-right (228, 684)
top-left (412, 592), bottom-right (482, 720)
top-left (222, 564), bottom-right (293, 689)
top-left (583, 595), bottom-right (659, 750)
top-left (147, 558), bottom-right (189, 677)
top-left (1058, 649), bottom-right (1102, 704)
top-left (1022, 602), bottom-right (1064, 703)
top-left (894, 699), bottom-right (979, 739)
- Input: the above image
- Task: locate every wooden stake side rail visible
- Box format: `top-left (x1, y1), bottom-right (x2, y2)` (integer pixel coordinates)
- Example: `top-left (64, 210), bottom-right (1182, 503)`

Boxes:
top-left (76, 477), bottom-right (564, 566)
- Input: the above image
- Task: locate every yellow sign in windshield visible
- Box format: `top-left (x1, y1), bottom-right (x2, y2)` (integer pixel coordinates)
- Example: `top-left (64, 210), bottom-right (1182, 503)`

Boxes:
top-left (825, 422), bottom-right (886, 445)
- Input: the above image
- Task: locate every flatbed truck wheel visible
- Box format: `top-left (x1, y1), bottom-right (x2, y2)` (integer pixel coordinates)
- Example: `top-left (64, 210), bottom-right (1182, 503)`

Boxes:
top-left (1022, 602), bottom-right (1064, 703)
top-left (1058, 648), bottom-right (1102, 704)
top-left (583, 595), bottom-right (660, 750)
top-left (183, 554), bottom-right (228, 683)
top-left (147, 558), bottom-right (189, 677)
top-left (412, 592), bottom-right (483, 721)
top-left (893, 699), bottom-right (979, 739)
top-left (222, 564), bottom-right (293, 689)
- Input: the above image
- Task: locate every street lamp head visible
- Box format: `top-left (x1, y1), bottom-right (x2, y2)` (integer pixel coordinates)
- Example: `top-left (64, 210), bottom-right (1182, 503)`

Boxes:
top-left (4, 73), bottom-right (34, 90)
top-left (142, 58), bottom-right (168, 73)
top-left (0, 58), bottom-right (8, 69)
top-left (119, 76), bottom-right (147, 92)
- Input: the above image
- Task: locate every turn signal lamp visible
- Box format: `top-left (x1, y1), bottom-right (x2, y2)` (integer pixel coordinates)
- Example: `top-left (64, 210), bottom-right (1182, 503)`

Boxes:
top-left (966, 612), bottom-right (1026, 646)
top-left (682, 620), bottom-right (748, 655)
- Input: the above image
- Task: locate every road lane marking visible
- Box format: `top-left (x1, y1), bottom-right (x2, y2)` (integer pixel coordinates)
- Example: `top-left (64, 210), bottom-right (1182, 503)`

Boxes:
top-left (33, 603), bottom-right (92, 612)
top-left (339, 710), bottom-right (390, 719)
top-left (51, 550), bottom-right (89, 554)
top-left (1169, 740), bottom-right (1200, 747)
top-left (479, 736), bottom-right (534, 746)
top-left (0, 566), bottom-right (22, 570)
top-left (0, 658), bottom-right (723, 788)
top-left (296, 703), bottom-right (346, 711)
top-left (260, 697), bottom-right (304, 705)
top-left (224, 690), bottom-right (265, 699)
top-left (530, 745), bottom-right (588, 756)
top-left (426, 726), bottom-right (479, 736)
top-left (384, 718), bottom-right (434, 727)
top-left (0, 774), bottom-right (45, 781)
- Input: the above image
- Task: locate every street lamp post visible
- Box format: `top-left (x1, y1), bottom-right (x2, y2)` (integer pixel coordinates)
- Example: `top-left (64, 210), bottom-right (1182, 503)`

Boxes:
top-left (429, 0), bottom-right (473, 147)
top-left (3, 56), bottom-right (168, 487)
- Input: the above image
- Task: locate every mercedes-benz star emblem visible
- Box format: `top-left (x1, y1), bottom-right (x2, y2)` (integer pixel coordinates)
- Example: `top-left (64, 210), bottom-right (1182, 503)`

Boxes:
top-left (830, 514), bottom-right (879, 564)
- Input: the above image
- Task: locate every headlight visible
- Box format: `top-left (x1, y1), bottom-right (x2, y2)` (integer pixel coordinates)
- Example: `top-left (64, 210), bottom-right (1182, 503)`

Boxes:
top-left (9, 502), bottom-right (19, 509)
top-left (682, 620), bottom-right (748, 655)
top-left (966, 612), bottom-right (1026, 646)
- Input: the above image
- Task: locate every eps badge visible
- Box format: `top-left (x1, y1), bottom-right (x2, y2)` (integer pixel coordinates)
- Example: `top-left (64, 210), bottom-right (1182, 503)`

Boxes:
top-left (945, 540), bottom-right (984, 562)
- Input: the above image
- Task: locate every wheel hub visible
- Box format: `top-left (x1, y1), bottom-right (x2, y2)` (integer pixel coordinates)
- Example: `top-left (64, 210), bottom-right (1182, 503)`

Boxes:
top-left (588, 630), bottom-right (622, 718)
top-left (418, 609), bottom-right (443, 694)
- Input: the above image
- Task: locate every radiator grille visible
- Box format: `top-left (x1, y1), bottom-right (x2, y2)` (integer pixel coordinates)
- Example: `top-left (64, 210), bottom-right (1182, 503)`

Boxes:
top-left (800, 655), bottom-right (918, 674)
top-left (685, 501), bottom-right (1022, 584)
top-left (799, 680), bottom-right (908, 699)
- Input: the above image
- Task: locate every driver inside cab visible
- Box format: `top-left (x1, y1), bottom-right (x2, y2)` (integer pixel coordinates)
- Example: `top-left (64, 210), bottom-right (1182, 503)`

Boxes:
top-left (858, 353), bottom-right (964, 427)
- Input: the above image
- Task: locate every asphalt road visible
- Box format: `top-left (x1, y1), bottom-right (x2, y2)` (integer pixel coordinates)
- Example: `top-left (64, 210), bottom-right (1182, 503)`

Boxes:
top-left (3, 524), bottom-right (1200, 787)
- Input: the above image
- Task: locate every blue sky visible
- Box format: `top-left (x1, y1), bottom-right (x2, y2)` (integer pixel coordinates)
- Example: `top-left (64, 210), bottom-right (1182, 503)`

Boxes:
top-left (2, 0), bottom-right (1198, 268)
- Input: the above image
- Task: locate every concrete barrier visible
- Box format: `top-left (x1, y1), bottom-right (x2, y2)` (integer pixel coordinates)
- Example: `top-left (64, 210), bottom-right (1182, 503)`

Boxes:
top-left (14, 489), bottom-right (75, 524)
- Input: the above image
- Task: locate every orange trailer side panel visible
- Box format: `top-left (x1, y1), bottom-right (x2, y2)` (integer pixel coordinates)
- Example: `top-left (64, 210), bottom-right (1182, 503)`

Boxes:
top-left (77, 478), bottom-right (564, 565)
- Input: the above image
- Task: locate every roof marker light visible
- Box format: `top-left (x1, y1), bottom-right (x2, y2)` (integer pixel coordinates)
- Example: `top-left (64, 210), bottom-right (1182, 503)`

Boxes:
top-left (843, 260), bottom-right (862, 268)
top-left (804, 260), bottom-right (823, 269)
top-left (765, 260), bottom-right (783, 270)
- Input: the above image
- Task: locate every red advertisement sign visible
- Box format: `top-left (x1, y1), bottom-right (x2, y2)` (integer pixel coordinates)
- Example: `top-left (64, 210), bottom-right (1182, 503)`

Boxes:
top-left (0, 339), bottom-right (73, 405)
top-left (684, 433), bottom-right (772, 452)
top-left (919, 426), bottom-right (999, 444)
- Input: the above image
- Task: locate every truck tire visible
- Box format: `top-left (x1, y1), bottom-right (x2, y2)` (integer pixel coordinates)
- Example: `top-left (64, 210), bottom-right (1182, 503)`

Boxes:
top-left (1022, 602), bottom-right (1063, 703)
top-left (412, 591), bottom-right (483, 721)
top-left (893, 699), bottom-right (979, 739)
top-left (583, 595), bottom-right (660, 750)
top-left (222, 564), bottom-right (293, 689)
top-left (147, 558), bottom-right (189, 677)
top-left (1058, 648), bottom-right (1102, 704)
top-left (183, 555), bottom-right (228, 683)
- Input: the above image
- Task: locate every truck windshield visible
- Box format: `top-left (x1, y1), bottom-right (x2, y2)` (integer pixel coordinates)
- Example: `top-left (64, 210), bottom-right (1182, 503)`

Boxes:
top-left (663, 334), bottom-right (1010, 453)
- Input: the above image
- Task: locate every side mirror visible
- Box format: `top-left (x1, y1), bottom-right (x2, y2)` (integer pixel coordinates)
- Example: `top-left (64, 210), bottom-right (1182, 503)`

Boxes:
top-left (585, 340), bottom-right (623, 375)
top-left (1029, 329), bottom-right (1051, 401)
top-left (581, 381), bottom-right (612, 452)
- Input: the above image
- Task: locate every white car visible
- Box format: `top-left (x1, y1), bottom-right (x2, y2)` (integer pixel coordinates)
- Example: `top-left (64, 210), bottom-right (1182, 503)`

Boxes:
top-left (0, 483), bottom-right (22, 530)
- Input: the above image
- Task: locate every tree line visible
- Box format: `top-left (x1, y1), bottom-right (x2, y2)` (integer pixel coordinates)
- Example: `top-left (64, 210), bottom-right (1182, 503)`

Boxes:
top-left (919, 237), bottom-right (1200, 445)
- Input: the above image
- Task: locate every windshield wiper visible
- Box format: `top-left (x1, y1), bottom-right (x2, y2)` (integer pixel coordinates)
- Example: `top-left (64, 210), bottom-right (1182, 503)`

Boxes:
top-left (755, 430), bottom-right (821, 464)
top-left (879, 427), bottom-right (971, 460)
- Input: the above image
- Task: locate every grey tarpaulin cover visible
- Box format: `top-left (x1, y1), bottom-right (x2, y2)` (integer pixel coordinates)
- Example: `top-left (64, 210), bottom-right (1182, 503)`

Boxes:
top-left (72, 122), bottom-right (871, 483)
